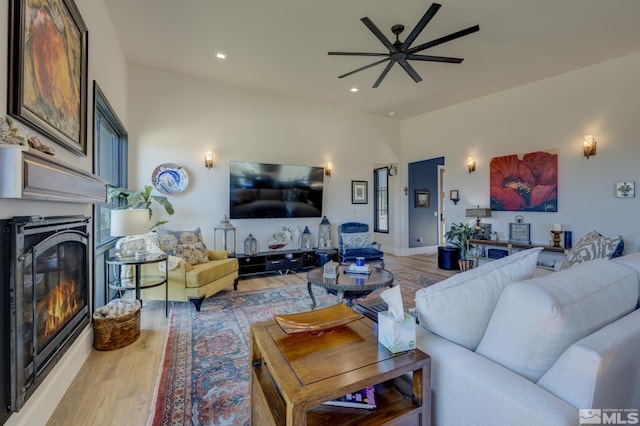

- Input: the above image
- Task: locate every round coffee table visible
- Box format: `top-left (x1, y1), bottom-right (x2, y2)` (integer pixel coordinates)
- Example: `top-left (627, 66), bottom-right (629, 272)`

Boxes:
top-left (306, 265), bottom-right (394, 309)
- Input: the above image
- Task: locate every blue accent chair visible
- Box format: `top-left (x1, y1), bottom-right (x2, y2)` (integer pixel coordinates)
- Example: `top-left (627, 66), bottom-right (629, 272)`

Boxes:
top-left (338, 222), bottom-right (384, 268)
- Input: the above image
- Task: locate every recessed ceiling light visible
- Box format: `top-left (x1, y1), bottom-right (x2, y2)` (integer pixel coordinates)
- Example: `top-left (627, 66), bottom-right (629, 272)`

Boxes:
top-left (350, 87), bottom-right (358, 92)
top-left (216, 52), bottom-right (227, 60)
top-left (389, 112), bottom-right (397, 117)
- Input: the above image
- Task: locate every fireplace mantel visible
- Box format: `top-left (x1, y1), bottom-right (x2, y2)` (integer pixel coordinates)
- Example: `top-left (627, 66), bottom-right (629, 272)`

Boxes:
top-left (0, 147), bottom-right (107, 203)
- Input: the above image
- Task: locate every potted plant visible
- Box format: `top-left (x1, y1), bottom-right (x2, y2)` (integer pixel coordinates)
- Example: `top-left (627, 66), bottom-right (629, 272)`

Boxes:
top-left (108, 185), bottom-right (175, 230)
top-left (445, 221), bottom-right (475, 271)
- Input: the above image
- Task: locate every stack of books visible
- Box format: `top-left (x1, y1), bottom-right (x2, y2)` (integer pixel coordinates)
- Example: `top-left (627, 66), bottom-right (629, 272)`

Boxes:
top-left (323, 385), bottom-right (376, 409)
top-left (346, 264), bottom-right (372, 274)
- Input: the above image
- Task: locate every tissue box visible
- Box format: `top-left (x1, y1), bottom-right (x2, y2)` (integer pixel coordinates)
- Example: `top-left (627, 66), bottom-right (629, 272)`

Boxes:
top-left (377, 311), bottom-right (416, 353)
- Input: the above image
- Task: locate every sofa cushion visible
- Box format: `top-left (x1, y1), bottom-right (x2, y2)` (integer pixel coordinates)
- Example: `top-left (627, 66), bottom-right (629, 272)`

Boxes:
top-left (612, 252), bottom-right (640, 307)
top-left (476, 259), bottom-right (638, 382)
top-left (341, 232), bottom-right (371, 248)
top-left (415, 248), bottom-right (542, 350)
top-left (622, 231), bottom-right (640, 256)
top-left (157, 227), bottom-right (205, 255)
top-left (174, 242), bottom-right (210, 265)
top-left (560, 231), bottom-right (623, 270)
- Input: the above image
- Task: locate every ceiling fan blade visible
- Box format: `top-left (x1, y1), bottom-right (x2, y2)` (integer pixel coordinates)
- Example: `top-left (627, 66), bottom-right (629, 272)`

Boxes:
top-left (328, 52), bottom-right (390, 57)
top-left (400, 3), bottom-right (441, 51)
top-left (408, 25), bottom-right (480, 54)
top-left (361, 17), bottom-right (397, 52)
top-left (373, 61), bottom-right (396, 88)
top-left (398, 59), bottom-right (423, 83)
top-left (338, 58), bottom-right (390, 79)
top-left (406, 54), bottom-right (464, 63)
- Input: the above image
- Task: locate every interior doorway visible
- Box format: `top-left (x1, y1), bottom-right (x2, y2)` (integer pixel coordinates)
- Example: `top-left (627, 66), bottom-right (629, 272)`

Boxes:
top-left (407, 157), bottom-right (444, 249)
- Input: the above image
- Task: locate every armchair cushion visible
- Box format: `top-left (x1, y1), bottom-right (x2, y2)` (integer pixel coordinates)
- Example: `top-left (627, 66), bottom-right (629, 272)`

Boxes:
top-left (340, 232), bottom-right (372, 248)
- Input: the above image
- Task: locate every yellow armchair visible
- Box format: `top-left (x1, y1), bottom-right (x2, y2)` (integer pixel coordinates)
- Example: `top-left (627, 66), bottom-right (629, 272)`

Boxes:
top-left (141, 250), bottom-right (238, 311)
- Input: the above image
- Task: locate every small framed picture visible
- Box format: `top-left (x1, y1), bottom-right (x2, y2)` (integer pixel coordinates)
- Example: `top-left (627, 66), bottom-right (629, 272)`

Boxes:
top-left (509, 223), bottom-right (531, 244)
top-left (474, 223), bottom-right (492, 240)
top-left (616, 182), bottom-right (635, 198)
top-left (351, 180), bottom-right (368, 204)
top-left (415, 190), bottom-right (430, 208)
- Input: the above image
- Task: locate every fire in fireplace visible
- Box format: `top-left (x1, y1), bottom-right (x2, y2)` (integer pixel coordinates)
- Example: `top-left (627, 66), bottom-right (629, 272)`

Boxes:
top-left (1, 216), bottom-right (90, 413)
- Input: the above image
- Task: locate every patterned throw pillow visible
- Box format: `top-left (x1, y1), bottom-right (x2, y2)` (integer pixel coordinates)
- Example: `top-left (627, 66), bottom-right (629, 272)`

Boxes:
top-left (174, 242), bottom-right (210, 265)
top-left (341, 232), bottom-right (371, 248)
top-left (560, 230), bottom-right (623, 270)
top-left (157, 228), bottom-right (205, 256)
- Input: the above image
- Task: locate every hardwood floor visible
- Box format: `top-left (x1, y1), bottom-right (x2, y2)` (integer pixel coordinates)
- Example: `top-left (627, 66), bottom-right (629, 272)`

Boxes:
top-left (46, 253), bottom-right (454, 426)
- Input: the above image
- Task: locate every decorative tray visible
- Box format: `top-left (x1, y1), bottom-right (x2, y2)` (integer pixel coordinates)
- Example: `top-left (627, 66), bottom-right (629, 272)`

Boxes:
top-left (274, 304), bottom-right (363, 334)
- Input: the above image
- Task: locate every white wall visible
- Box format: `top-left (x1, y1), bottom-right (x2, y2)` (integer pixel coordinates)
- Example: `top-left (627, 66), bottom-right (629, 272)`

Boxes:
top-left (128, 65), bottom-right (402, 252)
top-left (0, 0), bottom-right (128, 424)
top-left (401, 52), bottom-right (640, 249)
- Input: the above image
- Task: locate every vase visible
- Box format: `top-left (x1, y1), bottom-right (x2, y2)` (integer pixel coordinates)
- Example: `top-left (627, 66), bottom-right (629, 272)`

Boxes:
top-left (458, 259), bottom-right (474, 271)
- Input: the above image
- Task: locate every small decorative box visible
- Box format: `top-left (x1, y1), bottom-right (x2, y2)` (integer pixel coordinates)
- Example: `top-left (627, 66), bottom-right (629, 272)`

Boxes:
top-left (323, 261), bottom-right (339, 279)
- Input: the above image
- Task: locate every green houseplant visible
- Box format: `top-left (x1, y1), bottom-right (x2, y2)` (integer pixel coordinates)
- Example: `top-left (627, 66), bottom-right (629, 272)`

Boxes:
top-left (108, 185), bottom-right (175, 230)
top-left (445, 221), bottom-right (475, 270)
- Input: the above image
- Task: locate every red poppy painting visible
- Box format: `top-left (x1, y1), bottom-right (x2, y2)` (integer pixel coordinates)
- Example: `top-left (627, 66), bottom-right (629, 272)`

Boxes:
top-left (490, 149), bottom-right (558, 212)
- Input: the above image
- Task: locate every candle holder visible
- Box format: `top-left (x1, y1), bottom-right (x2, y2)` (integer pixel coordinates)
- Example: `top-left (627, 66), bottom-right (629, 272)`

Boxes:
top-left (551, 230), bottom-right (562, 248)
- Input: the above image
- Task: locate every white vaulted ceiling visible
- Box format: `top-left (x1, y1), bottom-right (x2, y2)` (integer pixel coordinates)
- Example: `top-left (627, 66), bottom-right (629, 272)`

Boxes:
top-left (103, 0), bottom-right (640, 118)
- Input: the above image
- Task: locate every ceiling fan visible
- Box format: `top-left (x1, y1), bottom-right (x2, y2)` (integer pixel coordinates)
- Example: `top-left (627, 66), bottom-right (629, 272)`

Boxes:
top-left (328, 2), bottom-right (479, 88)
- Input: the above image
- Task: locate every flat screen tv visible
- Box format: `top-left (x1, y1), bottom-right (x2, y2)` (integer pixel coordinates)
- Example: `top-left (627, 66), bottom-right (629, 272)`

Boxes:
top-left (229, 161), bottom-right (324, 219)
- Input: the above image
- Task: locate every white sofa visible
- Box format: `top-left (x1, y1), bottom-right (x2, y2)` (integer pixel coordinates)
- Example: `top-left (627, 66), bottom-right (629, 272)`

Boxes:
top-left (414, 249), bottom-right (640, 426)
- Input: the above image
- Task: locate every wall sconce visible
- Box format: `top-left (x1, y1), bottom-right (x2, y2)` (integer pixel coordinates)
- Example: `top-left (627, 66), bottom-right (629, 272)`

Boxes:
top-left (204, 151), bottom-right (214, 169)
top-left (450, 190), bottom-right (460, 205)
top-left (325, 162), bottom-right (332, 176)
top-left (467, 157), bottom-right (476, 173)
top-left (583, 135), bottom-right (596, 159)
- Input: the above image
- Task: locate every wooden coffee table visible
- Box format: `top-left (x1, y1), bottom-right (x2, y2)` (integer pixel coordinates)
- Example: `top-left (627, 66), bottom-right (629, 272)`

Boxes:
top-left (306, 265), bottom-right (394, 309)
top-left (250, 317), bottom-right (431, 425)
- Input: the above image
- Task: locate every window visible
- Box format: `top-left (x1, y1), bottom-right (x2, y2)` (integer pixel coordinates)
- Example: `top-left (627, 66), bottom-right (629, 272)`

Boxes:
top-left (374, 167), bottom-right (389, 233)
top-left (93, 82), bottom-right (128, 310)
top-left (93, 82), bottom-right (128, 245)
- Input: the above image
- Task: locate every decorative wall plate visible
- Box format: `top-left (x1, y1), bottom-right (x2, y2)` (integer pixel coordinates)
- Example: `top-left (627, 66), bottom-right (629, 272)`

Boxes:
top-left (152, 163), bottom-right (189, 195)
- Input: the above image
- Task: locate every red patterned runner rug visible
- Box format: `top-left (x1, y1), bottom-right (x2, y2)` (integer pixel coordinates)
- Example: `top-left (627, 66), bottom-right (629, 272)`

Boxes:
top-left (148, 269), bottom-right (442, 425)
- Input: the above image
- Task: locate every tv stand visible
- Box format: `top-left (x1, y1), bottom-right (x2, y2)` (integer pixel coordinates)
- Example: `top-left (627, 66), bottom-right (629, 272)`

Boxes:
top-left (234, 249), bottom-right (320, 277)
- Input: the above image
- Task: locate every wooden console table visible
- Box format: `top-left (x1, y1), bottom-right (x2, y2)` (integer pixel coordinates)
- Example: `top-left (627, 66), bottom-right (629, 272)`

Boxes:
top-left (250, 318), bottom-right (430, 425)
top-left (469, 239), bottom-right (569, 270)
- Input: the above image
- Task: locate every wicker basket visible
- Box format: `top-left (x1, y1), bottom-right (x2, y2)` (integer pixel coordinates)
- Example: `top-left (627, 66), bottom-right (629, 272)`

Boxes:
top-left (93, 299), bottom-right (141, 351)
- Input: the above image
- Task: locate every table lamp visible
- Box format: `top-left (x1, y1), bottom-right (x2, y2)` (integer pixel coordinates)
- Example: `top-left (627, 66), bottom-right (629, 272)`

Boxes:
top-left (111, 209), bottom-right (150, 257)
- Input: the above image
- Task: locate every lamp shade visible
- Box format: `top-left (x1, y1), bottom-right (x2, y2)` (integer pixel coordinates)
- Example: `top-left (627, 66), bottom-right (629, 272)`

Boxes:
top-left (110, 209), bottom-right (150, 236)
top-left (465, 208), bottom-right (492, 218)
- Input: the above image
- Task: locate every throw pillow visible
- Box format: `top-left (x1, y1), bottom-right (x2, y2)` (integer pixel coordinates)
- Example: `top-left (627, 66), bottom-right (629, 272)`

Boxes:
top-left (174, 242), bottom-right (210, 265)
top-left (414, 247), bottom-right (542, 350)
top-left (476, 259), bottom-right (637, 382)
top-left (141, 232), bottom-right (163, 253)
top-left (157, 227), bottom-right (205, 256)
top-left (341, 232), bottom-right (371, 248)
top-left (560, 231), bottom-right (623, 270)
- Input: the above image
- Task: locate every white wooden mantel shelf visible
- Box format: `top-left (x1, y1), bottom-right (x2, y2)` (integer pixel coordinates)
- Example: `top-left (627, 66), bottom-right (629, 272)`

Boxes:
top-left (0, 146), bottom-right (107, 203)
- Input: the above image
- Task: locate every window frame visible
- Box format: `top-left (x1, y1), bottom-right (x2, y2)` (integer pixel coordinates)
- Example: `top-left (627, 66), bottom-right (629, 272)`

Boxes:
top-left (373, 166), bottom-right (389, 233)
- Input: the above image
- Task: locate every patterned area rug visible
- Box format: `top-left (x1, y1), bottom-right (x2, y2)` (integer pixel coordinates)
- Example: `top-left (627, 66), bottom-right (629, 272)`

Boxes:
top-left (148, 269), bottom-right (442, 425)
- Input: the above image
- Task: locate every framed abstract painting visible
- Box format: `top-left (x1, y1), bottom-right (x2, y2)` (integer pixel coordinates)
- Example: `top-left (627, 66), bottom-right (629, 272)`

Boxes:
top-left (8, 0), bottom-right (89, 156)
top-left (490, 149), bottom-right (558, 212)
